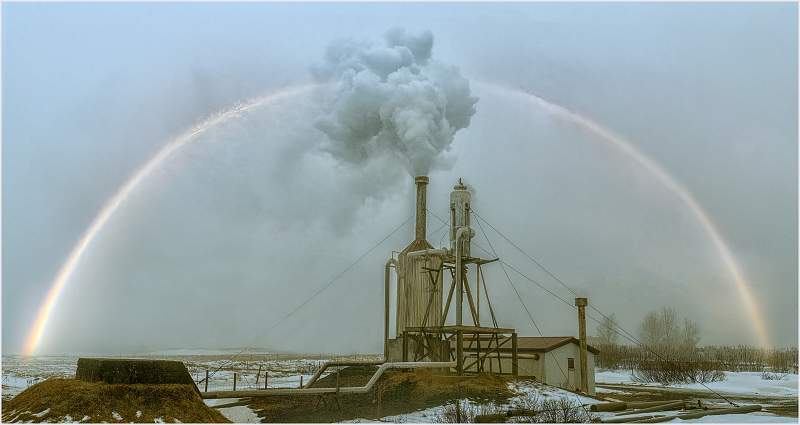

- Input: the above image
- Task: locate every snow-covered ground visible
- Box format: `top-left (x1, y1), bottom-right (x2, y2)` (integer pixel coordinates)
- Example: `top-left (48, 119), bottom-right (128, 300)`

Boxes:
top-left (1, 354), bottom-right (366, 398)
top-left (2, 355), bottom-right (77, 399)
top-left (4, 357), bottom-right (796, 423)
top-left (344, 379), bottom-right (605, 423)
top-left (204, 398), bottom-right (261, 423)
top-left (596, 369), bottom-right (799, 398)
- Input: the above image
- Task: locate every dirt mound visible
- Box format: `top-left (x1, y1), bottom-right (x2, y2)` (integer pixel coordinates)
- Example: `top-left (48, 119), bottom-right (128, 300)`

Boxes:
top-left (249, 368), bottom-right (513, 422)
top-left (1, 378), bottom-right (228, 423)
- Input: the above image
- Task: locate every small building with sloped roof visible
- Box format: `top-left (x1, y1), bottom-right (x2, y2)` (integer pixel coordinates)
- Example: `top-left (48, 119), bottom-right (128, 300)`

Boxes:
top-left (463, 336), bottom-right (598, 394)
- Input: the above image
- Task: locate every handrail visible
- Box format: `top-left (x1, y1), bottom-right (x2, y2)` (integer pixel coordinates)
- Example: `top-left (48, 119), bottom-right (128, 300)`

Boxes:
top-left (303, 360), bottom-right (385, 388)
top-left (201, 361), bottom-right (455, 399)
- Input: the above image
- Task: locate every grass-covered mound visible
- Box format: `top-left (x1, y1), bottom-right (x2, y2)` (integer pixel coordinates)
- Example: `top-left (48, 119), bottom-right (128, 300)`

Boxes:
top-left (248, 368), bottom-right (513, 422)
top-left (1, 378), bottom-right (229, 423)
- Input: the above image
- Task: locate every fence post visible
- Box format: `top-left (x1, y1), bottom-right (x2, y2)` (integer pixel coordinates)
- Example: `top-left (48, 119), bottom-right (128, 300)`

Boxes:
top-left (299, 375), bottom-right (304, 389)
top-left (264, 371), bottom-right (268, 390)
top-left (256, 364), bottom-right (261, 384)
top-left (336, 369), bottom-right (341, 394)
top-left (233, 373), bottom-right (237, 391)
top-left (204, 369), bottom-right (209, 392)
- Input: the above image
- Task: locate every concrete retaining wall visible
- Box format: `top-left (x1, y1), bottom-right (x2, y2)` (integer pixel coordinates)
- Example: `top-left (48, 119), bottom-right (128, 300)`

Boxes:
top-left (76, 358), bottom-right (198, 393)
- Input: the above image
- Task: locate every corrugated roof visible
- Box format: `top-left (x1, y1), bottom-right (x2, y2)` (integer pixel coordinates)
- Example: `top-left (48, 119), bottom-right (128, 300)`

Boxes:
top-left (517, 336), bottom-right (600, 355)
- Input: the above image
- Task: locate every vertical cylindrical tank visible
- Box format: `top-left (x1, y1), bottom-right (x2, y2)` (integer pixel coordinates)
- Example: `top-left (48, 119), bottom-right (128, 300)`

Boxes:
top-left (450, 179), bottom-right (471, 257)
top-left (395, 176), bottom-right (443, 336)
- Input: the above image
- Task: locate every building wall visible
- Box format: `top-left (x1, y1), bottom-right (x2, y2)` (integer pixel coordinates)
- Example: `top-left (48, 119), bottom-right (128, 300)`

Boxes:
top-left (542, 343), bottom-right (595, 395)
top-left (474, 355), bottom-right (544, 379)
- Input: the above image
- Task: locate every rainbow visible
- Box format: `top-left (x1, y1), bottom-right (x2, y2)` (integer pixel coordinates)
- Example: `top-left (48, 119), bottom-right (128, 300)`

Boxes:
top-left (23, 80), bottom-right (770, 355)
top-left (479, 82), bottom-right (770, 348)
top-left (22, 84), bottom-right (320, 355)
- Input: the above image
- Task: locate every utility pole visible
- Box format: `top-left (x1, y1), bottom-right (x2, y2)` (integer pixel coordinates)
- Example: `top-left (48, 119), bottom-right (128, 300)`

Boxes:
top-left (575, 297), bottom-right (588, 393)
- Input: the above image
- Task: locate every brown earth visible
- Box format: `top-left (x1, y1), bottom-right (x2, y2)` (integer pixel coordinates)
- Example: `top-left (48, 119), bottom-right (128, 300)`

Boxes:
top-left (1, 378), bottom-right (229, 423)
top-left (247, 367), bottom-right (514, 423)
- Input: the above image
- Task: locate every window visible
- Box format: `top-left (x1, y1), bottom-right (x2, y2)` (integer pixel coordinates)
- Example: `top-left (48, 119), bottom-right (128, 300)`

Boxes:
top-left (568, 358), bottom-right (575, 369)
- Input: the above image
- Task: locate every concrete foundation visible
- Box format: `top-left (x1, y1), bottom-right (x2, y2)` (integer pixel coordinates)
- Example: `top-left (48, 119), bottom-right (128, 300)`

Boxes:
top-left (76, 358), bottom-right (198, 393)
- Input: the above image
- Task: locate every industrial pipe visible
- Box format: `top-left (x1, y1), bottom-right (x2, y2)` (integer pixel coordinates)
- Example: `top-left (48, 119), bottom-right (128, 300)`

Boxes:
top-left (414, 176), bottom-right (428, 241)
top-left (406, 249), bottom-right (448, 258)
top-left (454, 226), bottom-right (473, 376)
top-left (384, 258), bottom-right (398, 360)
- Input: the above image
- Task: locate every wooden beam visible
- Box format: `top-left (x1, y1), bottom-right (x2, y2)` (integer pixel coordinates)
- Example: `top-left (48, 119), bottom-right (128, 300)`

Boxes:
top-left (512, 333), bottom-right (518, 377)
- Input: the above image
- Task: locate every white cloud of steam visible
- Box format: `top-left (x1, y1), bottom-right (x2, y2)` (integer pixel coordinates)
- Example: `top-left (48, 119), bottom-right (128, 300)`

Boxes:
top-left (313, 28), bottom-right (478, 176)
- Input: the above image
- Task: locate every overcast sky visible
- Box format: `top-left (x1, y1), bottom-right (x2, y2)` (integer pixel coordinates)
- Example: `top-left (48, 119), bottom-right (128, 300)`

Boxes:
top-left (3, 3), bottom-right (797, 355)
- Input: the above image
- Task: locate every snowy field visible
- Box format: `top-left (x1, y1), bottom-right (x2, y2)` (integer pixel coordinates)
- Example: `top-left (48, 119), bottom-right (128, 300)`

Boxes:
top-left (3, 356), bottom-right (797, 423)
top-left (1, 352), bottom-right (377, 399)
top-left (596, 369), bottom-right (799, 398)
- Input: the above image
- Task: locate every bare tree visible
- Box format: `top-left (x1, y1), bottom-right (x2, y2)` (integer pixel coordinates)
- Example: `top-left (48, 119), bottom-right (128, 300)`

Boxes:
top-left (595, 313), bottom-right (619, 345)
top-left (639, 307), bottom-right (697, 349)
top-left (681, 318), bottom-right (700, 349)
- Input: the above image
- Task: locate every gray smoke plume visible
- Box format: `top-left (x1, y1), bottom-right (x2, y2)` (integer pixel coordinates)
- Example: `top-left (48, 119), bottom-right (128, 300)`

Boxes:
top-left (314, 28), bottom-right (478, 176)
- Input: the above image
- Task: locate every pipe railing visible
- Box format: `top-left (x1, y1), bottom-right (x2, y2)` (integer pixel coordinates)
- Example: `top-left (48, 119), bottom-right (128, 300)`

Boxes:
top-left (201, 361), bottom-right (455, 399)
top-left (303, 360), bottom-right (385, 389)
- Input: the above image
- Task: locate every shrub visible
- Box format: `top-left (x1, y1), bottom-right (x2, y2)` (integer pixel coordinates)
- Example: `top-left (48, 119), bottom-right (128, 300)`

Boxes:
top-left (761, 370), bottom-right (788, 381)
top-left (435, 401), bottom-right (499, 423)
top-left (435, 395), bottom-right (593, 423)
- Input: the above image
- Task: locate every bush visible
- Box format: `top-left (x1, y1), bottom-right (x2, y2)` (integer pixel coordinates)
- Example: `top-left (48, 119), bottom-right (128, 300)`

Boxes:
top-left (434, 395), bottom-right (593, 423)
top-left (516, 396), bottom-right (594, 423)
top-left (631, 358), bottom-right (725, 385)
top-left (435, 401), bottom-right (501, 423)
top-left (597, 343), bottom-right (798, 377)
top-left (761, 370), bottom-right (788, 381)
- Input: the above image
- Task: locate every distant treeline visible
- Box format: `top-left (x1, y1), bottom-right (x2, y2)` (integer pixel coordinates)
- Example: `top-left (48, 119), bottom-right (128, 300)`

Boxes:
top-left (596, 343), bottom-right (798, 384)
top-left (592, 307), bottom-right (798, 384)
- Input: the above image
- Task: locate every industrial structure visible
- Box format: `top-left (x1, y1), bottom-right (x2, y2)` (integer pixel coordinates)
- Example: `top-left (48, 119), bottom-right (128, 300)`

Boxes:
top-left (383, 176), bottom-right (597, 394)
top-left (189, 175), bottom-right (597, 401)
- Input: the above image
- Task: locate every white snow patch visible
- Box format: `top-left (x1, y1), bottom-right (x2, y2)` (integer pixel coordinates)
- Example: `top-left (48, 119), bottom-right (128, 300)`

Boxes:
top-left (509, 380), bottom-right (600, 406)
top-left (81, 415), bottom-right (91, 422)
top-left (217, 405), bottom-right (261, 423)
top-left (135, 411), bottom-right (142, 419)
top-left (203, 398), bottom-right (239, 407)
top-left (371, 380), bottom-right (606, 423)
top-left (32, 408), bottom-right (50, 418)
top-left (111, 411), bottom-right (123, 421)
top-left (154, 417), bottom-right (164, 423)
top-left (596, 370), bottom-right (798, 397)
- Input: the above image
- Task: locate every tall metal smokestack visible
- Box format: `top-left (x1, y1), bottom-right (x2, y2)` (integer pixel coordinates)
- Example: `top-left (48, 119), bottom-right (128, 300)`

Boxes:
top-left (414, 176), bottom-right (428, 241)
